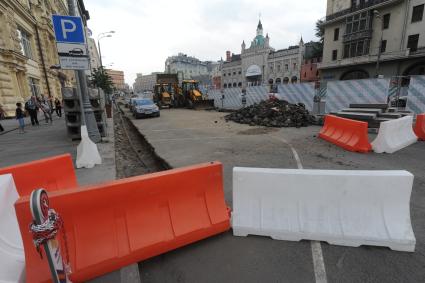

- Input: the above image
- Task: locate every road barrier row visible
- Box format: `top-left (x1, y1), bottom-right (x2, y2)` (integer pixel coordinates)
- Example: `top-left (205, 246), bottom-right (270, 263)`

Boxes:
top-left (318, 115), bottom-right (372, 153)
top-left (232, 167), bottom-right (416, 252)
top-left (372, 116), bottom-right (418, 153)
top-left (0, 154), bottom-right (77, 196)
top-left (14, 161), bottom-right (230, 282)
top-left (414, 113), bottom-right (425, 140)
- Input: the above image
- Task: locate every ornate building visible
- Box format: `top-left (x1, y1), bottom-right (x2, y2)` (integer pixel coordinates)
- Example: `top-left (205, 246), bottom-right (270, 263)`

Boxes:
top-left (0, 0), bottom-right (77, 117)
top-left (221, 20), bottom-right (305, 89)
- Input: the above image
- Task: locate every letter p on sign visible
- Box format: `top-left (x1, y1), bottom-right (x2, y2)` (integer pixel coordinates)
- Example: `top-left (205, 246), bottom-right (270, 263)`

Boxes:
top-left (52, 15), bottom-right (85, 44)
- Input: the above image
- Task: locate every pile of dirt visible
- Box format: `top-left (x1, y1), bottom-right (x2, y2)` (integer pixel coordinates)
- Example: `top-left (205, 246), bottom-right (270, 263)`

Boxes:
top-left (224, 99), bottom-right (317, 128)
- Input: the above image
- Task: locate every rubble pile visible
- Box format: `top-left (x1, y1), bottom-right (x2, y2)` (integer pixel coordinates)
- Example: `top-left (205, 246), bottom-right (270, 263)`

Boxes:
top-left (225, 99), bottom-right (316, 128)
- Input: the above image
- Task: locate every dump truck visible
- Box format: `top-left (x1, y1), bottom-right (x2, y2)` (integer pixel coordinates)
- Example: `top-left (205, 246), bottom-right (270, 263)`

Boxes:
top-left (153, 74), bottom-right (179, 108)
top-left (175, 80), bottom-right (215, 110)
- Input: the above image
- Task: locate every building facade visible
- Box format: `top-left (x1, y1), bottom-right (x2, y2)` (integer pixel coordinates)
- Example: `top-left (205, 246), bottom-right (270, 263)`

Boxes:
top-left (319, 0), bottom-right (425, 81)
top-left (87, 30), bottom-right (101, 72)
top-left (221, 20), bottom-right (305, 89)
top-left (106, 69), bottom-right (126, 91)
top-left (0, 0), bottom-right (76, 117)
top-left (164, 53), bottom-right (208, 79)
top-left (133, 72), bottom-right (162, 93)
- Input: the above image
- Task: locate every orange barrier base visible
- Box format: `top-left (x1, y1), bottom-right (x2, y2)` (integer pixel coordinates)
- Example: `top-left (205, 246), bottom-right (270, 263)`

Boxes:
top-left (414, 114), bottom-right (425, 140)
top-left (319, 115), bottom-right (372, 153)
top-left (0, 154), bottom-right (77, 196)
top-left (15, 162), bottom-right (230, 283)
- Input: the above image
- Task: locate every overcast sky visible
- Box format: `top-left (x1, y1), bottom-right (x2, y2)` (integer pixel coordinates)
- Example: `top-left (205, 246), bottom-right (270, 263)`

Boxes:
top-left (85, 0), bottom-right (326, 85)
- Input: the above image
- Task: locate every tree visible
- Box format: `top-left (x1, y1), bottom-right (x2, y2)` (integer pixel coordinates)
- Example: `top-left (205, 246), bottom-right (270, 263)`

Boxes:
top-left (315, 19), bottom-right (325, 43)
top-left (90, 67), bottom-right (114, 94)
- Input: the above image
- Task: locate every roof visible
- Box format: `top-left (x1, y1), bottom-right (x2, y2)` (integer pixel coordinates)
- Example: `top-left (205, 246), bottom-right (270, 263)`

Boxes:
top-left (257, 20), bottom-right (263, 30)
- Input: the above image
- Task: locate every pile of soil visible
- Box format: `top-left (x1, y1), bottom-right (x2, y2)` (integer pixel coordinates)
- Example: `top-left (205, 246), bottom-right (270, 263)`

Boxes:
top-left (225, 99), bottom-right (317, 128)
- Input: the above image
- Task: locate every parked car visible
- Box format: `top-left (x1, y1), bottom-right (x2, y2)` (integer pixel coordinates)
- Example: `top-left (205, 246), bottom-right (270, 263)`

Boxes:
top-left (390, 96), bottom-right (407, 108)
top-left (132, 99), bottom-right (160, 118)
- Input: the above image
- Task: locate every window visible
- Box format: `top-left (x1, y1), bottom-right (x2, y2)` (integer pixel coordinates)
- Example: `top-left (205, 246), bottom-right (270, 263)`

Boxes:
top-left (381, 40), bottom-right (387, 53)
top-left (285, 64), bottom-right (288, 71)
top-left (233, 71), bottom-right (236, 75)
top-left (28, 77), bottom-right (40, 97)
top-left (332, 49), bottom-right (338, 61)
top-left (17, 28), bottom-right (33, 59)
top-left (407, 34), bottom-right (419, 52)
top-left (228, 73), bottom-right (231, 76)
top-left (238, 82), bottom-right (242, 87)
top-left (304, 72), bottom-right (307, 78)
top-left (223, 83), bottom-right (227, 88)
top-left (238, 70), bottom-right (241, 74)
top-left (223, 73), bottom-right (226, 77)
top-left (412, 4), bottom-right (424, 23)
top-left (346, 11), bottom-right (370, 35)
top-left (334, 28), bottom-right (339, 41)
top-left (293, 63), bottom-right (297, 70)
top-left (383, 13), bottom-right (390, 29)
top-left (356, 41), bottom-right (364, 56)
top-left (277, 65), bottom-right (281, 72)
top-left (233, 83), bottom-right (237, 87)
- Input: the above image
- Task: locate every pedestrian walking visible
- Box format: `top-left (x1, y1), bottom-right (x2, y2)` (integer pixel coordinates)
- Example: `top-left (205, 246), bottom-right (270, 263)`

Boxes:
top-left (15, 102), bottom-right (25, 133)
top-left (25, 96), bottom-right (39, 126)
top-left (0, 105), bottom-right (5, 132)
top-left (40, 99), bottom-right (53, 124)
top-left (54, 98), bottom-right (62, 117)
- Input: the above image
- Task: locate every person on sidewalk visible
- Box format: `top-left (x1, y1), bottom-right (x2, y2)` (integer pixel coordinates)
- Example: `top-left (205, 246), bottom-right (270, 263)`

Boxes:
top-left (25, 96), bottom-right (39, 126)
top-left (54, 98), bottom-right (62, 117)
top-left (15, 103), bottom-right (25, 133)
top-left (0, 106), bottom-right (5, 132)
top-left (40, 99), bottom-right (53, 124)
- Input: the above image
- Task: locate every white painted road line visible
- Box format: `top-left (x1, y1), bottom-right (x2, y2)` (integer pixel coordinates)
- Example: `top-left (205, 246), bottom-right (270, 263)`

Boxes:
top-left (272, 135), bottom-right (328, 283)
top-left (149, 136), bottom-right (233, 142)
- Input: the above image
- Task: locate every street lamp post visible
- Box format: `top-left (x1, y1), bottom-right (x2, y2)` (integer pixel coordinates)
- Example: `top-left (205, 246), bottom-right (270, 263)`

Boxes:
top-left (97, 31), bottom-right (114, 69)
top-left (374, 10), bottom-right (384, 78)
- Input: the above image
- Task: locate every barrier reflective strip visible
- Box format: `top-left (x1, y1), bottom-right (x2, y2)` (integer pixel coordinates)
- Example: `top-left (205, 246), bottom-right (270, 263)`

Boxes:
top-left (0, 154), bottom-right (77, 197)
top-left (232, 167), bottom-right (416, 252)
top-left (15, 162), bottom-right (230, 282)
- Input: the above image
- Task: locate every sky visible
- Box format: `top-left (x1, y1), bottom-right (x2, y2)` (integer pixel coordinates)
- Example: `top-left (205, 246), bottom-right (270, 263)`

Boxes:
top-left (84, 0), bottom-right (327, 86)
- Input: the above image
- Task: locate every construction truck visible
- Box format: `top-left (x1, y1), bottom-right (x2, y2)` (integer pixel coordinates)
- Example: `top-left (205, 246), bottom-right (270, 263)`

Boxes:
top-left (174, 80), bottom-right (215, 110)
top-left (153, 74), bottom-right (179, 108)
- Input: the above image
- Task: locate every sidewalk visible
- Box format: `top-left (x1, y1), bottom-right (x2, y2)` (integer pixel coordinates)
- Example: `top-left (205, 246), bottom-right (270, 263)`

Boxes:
top-left (0, 114), bottom-right (139, 282)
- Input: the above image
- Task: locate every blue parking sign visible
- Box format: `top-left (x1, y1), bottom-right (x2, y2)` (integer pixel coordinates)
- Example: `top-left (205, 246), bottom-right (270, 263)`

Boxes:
top-left (52, 15), bottom-right (85, 44)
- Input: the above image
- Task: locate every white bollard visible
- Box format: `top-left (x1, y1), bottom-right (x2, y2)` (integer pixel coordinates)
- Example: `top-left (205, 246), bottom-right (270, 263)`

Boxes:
top-left (232, 167), bottom-right (416, 252)
top-left (76, 125), bottom-right (102, 168)
top-left (372, 115), bottom-right (417, 153)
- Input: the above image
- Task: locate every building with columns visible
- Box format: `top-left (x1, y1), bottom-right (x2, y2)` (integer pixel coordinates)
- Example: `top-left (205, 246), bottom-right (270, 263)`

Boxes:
top-left (221, 20), bottom-right (305, 89)
top-left (0, 0), bottom-right (80, 117)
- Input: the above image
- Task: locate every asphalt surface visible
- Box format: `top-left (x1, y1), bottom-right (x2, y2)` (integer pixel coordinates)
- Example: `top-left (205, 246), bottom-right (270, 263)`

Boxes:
top-left (125, 107), bottom-right (425, 283)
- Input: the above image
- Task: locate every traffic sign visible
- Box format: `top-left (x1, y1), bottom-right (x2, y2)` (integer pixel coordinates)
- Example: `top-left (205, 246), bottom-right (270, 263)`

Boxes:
top-left (52, 15), bottom-right (85, 44)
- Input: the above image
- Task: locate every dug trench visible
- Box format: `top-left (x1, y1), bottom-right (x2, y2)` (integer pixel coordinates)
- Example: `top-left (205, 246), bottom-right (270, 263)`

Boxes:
top-left (114, 104), bottom-right (171, 179)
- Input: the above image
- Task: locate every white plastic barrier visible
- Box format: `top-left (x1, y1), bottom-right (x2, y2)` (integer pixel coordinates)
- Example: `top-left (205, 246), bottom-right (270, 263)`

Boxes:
top-left (372, 116), bottom-right (418, 153)
top-left (232, 167), bottom-right (416, 252)
top-left (0, 174), bottom-right (25, 282)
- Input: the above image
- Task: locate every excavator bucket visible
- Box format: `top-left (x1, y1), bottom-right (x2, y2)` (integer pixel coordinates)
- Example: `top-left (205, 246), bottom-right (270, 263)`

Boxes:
top-left (192, 99), bottom-right (215, 110)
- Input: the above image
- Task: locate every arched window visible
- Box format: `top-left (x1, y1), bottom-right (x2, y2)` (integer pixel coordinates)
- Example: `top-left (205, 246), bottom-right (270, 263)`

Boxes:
top-left (304, 72), bottom-right (307, 78)
top-left (223, 83), bottom-right (227, 88)
top-left (276, 78), bottom-right (282, 84)
top-left (291, 76), bottom-right (298, 83)
top-left (268, 79), bottom-right (274, 85)
top-left (238, 82), bottom-right (242, 87)
top-left (283, 77), bottom-right (289, 84)
top-left (233, 82), bottom-right (237, 87)
top-left (340, 69), bottom-right (369, 80)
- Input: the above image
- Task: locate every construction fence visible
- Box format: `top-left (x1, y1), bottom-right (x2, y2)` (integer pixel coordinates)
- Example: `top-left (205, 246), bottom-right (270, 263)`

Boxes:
top-left (206, 75), bottom-right (425, 114)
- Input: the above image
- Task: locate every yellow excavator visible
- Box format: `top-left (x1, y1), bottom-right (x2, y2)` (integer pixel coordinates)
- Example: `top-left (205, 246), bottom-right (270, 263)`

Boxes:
top-left (175, 80), bottom-right (214, 109)
top-left (153, 83), bottom-right (172, 108)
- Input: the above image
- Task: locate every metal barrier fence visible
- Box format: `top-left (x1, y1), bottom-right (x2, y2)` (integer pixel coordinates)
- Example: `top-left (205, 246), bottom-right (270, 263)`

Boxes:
top-left (325, 78), bottom-right (390, 113)
top-left (407, 75), bottom-right (425, 114)
top-left (276, 83), bottom-right (315, 111)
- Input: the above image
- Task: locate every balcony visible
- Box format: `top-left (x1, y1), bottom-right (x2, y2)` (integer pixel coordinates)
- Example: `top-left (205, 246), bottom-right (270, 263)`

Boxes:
top-left (325, 0), bottom-right (402, 23)
top-left (343, 30), bottom-right (373, 43)
top-left (318, 49), bottom-right (418, 70)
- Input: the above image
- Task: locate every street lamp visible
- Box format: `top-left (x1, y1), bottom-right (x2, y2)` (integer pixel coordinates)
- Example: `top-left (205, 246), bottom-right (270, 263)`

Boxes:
top-left (97, 31), bottom-right (115, 69)
top-left (374, 10), bottom-right (384, 78)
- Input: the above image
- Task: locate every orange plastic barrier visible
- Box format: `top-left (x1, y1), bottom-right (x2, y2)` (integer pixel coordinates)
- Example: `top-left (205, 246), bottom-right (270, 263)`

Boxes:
top-left (414, 114), bottom-right (425, 140)
top-left (0, 154), bottom-right (77, 196)
top-left (15, 161), bottom-right (230, 283)
top-left (319, 115), bottom-right (372, 153)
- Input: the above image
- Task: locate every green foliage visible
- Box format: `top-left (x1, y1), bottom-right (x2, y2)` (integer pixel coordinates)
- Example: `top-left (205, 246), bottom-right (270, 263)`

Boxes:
top-left (90, 67), bottom-right (114, 94)
top-left (315, 19), bottom-right (325, 43)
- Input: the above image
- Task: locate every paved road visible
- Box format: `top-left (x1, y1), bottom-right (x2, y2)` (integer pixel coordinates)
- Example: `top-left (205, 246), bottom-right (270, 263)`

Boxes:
top-left (128, 108), bottom-right (425, 283)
